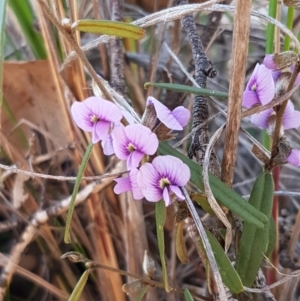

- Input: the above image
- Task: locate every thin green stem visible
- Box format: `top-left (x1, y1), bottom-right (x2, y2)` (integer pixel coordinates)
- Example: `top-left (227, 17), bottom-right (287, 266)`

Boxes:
top-left (265, 0), bottom-right (277, 54)
top-left (284, 7), bottom-right (294, 51)
top-left (263, 0), bottom-right (278, 156)
top-left (64, 142), bottom-right (93, 243)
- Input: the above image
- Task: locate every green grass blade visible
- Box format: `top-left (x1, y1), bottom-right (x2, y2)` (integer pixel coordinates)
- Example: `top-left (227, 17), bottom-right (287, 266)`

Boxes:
top-left (144, 82), bottom-right (228, 99)
top-left (134, 286), bottom-right (148, 301)
top-left (155, 200), bottom-right (169, 292)
top-left (64, 142), bottom-right (94, 243)
top-left (265, 0), bottom-right (277, 54)
top-left (8, 0), bottom-right (46, 59)
top-left (68, 270), bottom-right (90, 301)
top-left (158, 142), bottom-right (268, 228)
top-left (184, 289), bottom-right (195, 301)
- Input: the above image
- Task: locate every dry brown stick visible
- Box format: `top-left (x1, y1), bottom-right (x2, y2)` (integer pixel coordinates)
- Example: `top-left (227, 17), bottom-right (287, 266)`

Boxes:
top-left (221, 0), bottom-right (252, 186)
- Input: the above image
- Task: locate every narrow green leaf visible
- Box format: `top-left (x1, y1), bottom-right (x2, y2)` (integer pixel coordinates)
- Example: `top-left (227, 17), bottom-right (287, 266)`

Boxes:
top-left (155, 200), bottom-right (169, 291)
top-left (265, 217), bottom-right (276, 259)
top-left (64, 142), bottom-right (93, 243)
top-left (68, 270), bottom-right (90, 301)
top-left (73, 20), bottom-right (145, 40)
top-left (144, 82), bottom-right (228, 99)
top-left (158, 142), bottom-right (268, 228)
top-left (134, 286), bottom-right (148, 301)
top-left (198, 231), bottom-right (244, 294)
top-left (184, 288), bottom-right (195, 301)
top-left (8, 0), bottom-right (46, 59)
top-left (191, 192), bottom-right (215, 216)
top-left (236, 172), bottom-right (274, 287)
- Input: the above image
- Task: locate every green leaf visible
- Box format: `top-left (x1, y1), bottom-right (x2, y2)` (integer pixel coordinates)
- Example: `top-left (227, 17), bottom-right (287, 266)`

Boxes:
top-left (265, 217), bottom-right (276, 259)
top-left (155, 200), bottom-right (169, 291)
top-left (158, 142), bottom-right (268, 228)
top-left (64, 142), bottom-right (94, 243)
top-left (68, 270), bottom-right (90, 301)
top-left (191, 192), bottom-right (215, 216)
top-left (73, 20), bottom-right (145, 40)
top-left (134, 286), bottom-right (148, 301)
top-left (144, 82), bottom-right (228, 99)
top-left (184, 288), bottom-right (195, 301)
top-left (8, 0), bottom-right (46, 59)
top-left (236, 172), bottom-right (274, 287)
top-left (199, 231), bottom-right (244, 294)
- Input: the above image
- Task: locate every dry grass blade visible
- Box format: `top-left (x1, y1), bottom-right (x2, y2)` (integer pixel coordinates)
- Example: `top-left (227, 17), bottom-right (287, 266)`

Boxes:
top-left (182, 188), bottom-right (228, 301)
top-left (0, 254), bottom-right (69, 300)
top-left (202, 124), bottom-right (232, 250)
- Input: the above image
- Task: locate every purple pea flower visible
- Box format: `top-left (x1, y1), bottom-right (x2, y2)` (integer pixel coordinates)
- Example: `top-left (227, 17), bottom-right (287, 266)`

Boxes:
top-left (251, 100), bottom-right (300, 131)
top-left (146, 96), bottom-right (190, 130)
top-left (71, 97), bottom-right (123, 144)
top-left (112, 124), bottom-right (159, 170)
top-left (137, 155), bottom-right (190, 206)
top-left (263, 54), bottom-right (279, 70)
top-left (242, 63), bottom-right (275, 108)
top-left (286, 149), bottom-right (300, 166)
top-left (263, 54), bottom-right (300, 86)
top-left (114, 168), bottom-right (144, 200)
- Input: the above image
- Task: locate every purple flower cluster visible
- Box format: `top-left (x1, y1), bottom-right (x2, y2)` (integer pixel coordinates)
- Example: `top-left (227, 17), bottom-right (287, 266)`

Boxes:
top-left (71, 96), bottom-right (191, 206)
top-left (243, 55), bottom-right (300, 166)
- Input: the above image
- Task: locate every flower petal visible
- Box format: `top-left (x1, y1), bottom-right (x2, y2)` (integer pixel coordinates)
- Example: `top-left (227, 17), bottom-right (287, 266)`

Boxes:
top-left (255, 65), bottom-right (275, 105)
top-left (124, 124), bottom-right (159, 155)
top-left (114, 177), bottom-right (131, 194)
top-left (101, 135), bottom-right (114, 155)
top-left (282, 101), bottom-right (300, 130)
top-left (246, 63), bottom-right (260, 91)
top-left (112, 126), bottom-right (130, 160)
top-left (71, 101), bottom-right (93, 132)
top-left (84, 97), bottom-right (123, 123)
top-left (129, 168), bottom-right (144, 200)
top-left (152, 155), bottom-right (190, 186)
top-left (242, 91), bottom-right (260, 108)
top-left (147, 96), bottom-right (183, 130)
top-left (263, 55), bottom-right (277, 70)
top-left (163, 187), bottom-right (171, 206)
top-left (169, 185), bottom-right (185, 200)
top-left (137, 163), bottom-right (162, 202)
top-left (286, 149), bottom-right (300, 166)
top-left (250, 109), bottom-right (274, 129)
top-left (127, 150), bottom-right (144, 170)
top-left (92, 120), bottom-right (110, 143)
top-left (171, 106), bottom-right (190, 128)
